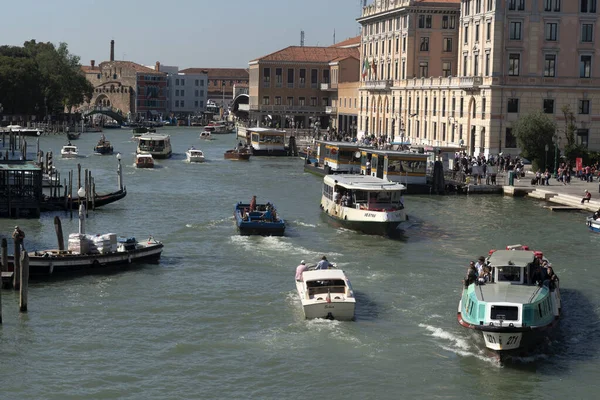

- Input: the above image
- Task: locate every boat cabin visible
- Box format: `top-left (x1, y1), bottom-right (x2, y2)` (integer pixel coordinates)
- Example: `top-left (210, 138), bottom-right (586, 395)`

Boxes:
top-left (249, 127), bottom-right (286, 152)
top-left (323, 174), bottom-right (405, 211)
top-left (361, 149), bottom-right (428, 185)
top-left (62, 146), bottom-right (78, 153)
top-left (137, 134), bottom-right (171, 157)
top-left (314, 140), bottom-right (365, 173)
top-left (486, 248), bottom-right (547, 286)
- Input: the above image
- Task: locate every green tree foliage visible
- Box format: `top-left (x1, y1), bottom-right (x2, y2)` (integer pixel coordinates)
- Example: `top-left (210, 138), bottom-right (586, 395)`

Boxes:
top-left (0, 40), bottom-right (93, 117)
top-left (513, 111), bottom-right (556, 170)
top-left (561, 104), bottom-right (588, 165)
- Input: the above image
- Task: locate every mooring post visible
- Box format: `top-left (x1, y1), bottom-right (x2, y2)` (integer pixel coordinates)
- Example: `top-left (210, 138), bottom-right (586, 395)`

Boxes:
top-left (84, 169), bottom-right (89, 217)
top-left (13, 236), bottom-right (21, 291)
top-left (64, 178), bottom-right (68, 210)
top-left (54, 216), bottom-right (64, 251)
top-left (19, 251), bottom-right (29, 312)
top-left (92, 178), bottom-right (96, 210)
top-left (1, 238), bottom-right (6, 273)
top-left (69, 170), bottom-right (73, 219)
top-left (77, 163), bottom-right (81, 191)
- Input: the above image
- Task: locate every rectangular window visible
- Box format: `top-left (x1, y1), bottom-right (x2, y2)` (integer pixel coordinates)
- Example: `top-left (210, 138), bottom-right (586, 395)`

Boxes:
top-left (545, 23), bottom-right (557, 41)
top-left (426, 15), bottom-right (432, 28)
top-left (275, 96), bottom-right (282, 105)
top-left (322, 97), bottom-right (329, 106)
top-left (195, 100), bottom-right (198, 107)
top-left (509, 21), bottom-right (522, 40)
top-left (508, 0), bottom-right (516, 10)
top-left (433, 98), bottom-right (437, 116)
top-left (323, 69), bottom-right (330, 84)
top-left (452, 97), bottom-right (456, 116)
top-left (311, 69), bottom-right (318, 88)
top-left (475, 24), bottom-right (480, 41)
top-left (460, 97), bottom-right (464, 117)
top-left (403, 36), bottom-right (407, 52)
top-left (175, 89), bottom-right (179, 96)
top-left (518, 0), bottom-right (525, 10)
top-left (420, 37), bottom-right (430, 51)
top-left (419, 61), bottom-right (428, 77)
top-left (582, 24), bottom-right (594, 42)
top-left (442, 123), bottom-right (447, 141)
top-left (181, 89), bottom-right (185, 96)
top-left (299, 69), bottom-right (306, 87)
top-left (474, 55), bottom-right (479, 75)
top-left (195, 79), bottom-right (199, 86)
top-left (577, 129), bottom-right (590, 148)
top-left (506, 128), bottom-right (517, 148)
top-left (543, 99), bottom-right (555, 114)
top-left (443, 62), bottom-right (451, 77)
top-left (579, 99), bottom-right (591, 114)
top-left (507, 98), bottom-right (519, 113)
top-left (195, 90), bottom-right (199, 97)
top-left (476, 0), bottom-right (482, 13)
top-left (485, 53), bottom-right (490, 76)
top-left (262, 96), bottom-right (270, 105)
top-left (419, 15), bottom-right (425, 28)
top-left (581, 0), bottom-right (598, 13)
top-left (544, 54), bottom-right (556, 77)
top-left (464, 26), bottom-right (469, 44)
top-left (175, 100), bottom-right (179, 107)
top-left (442, 16), bottom-right (449, 29)
top-left (287, 68), bottom-right (294, 87)
top-left (482, 97), bottom-right (486, 118)
top-left (509, 53), bottom-right (520, 76)
top-left (450, 16), bottom-right (456, 29)
top-left (275, 68), bottom-right (283, 86)
top-left (396, 37), bottom-right (399, 52)
top-left (402, 60), bottom-right (406, 79)
top-left (299, 97), bottom-right (305, 106)
top-left (580, 55), bottom-right (592, 78)
top-left (487, 22), bottom-right (491, 41)
top-left (310, 97), bottom-right (317, 106)
top-left (200, 80), bottom-right (204, 86)
top-left (443, 38), bottom-right (452, 52)
top-left (442, 97), bottom-right (446, 117)
top-left (433, 122), bottom-right (437, 140)
top-left (175, 78), bottom-right (180, 85)
top-left (463, 55), bottom-right (468, 76)
top-left (263, 68), bottom-right (271, 87)
top-left (287, 97), bottom-right (293, 106)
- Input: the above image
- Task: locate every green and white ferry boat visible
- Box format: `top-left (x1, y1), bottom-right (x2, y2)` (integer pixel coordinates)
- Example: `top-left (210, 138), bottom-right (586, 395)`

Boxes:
top-left (457, 246), bottom-right (561, 353)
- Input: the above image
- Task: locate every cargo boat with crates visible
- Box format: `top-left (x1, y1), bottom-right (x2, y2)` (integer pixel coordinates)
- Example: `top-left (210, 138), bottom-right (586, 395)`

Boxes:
top-left (5, 232), bottom-right (163, 278)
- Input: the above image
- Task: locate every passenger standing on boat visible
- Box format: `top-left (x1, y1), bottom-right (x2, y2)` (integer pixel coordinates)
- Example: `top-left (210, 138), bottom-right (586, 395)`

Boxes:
top-left (334, 188), bottom-right (341, 204)
top-left (316, 256), bottom-right (333, 270)
top-left (12, 226), bottom-right (25, 249)
top-left (546, 266), bottom-right (559, 290)
top-left (295, 260), bottom-right (308, 281)
top-left (475, 256), bottom-right (486, 276)
top-left (465, 262), bottom-right (477, 287)
top-left (250, 195), bottom-right (257, 212)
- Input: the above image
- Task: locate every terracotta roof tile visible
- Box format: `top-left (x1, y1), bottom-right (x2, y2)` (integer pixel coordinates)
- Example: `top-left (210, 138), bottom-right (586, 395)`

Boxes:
top-left (179, 68), bottom-right (249, 79)
top-left (252, 46), bottom-right (359, 63)
top-left (330, 36), bottom-right (361, 48)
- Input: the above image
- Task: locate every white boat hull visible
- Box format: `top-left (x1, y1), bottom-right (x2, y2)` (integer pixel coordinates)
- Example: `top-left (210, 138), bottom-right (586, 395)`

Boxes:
top-left (61, 152), bottom-right (78, 158)
top-left (187, 155), bottom-right (205, 163)
top-left (296, 280), bottom-right (355, 321)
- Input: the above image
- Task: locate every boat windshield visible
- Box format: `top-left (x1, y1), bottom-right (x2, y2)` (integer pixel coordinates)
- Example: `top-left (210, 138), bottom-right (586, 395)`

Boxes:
top-left (139, 139), bottom-right (166, 152)
top-left (496, 266), bottom-right (523, 283)
top-left (353, 190), bottom-right (403, 210)
top-left (306, 279), bottom-right (346, 295)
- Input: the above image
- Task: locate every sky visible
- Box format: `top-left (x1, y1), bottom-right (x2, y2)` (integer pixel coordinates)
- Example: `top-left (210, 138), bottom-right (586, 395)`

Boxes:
top-left (0, 0), bottom-right (364, 69)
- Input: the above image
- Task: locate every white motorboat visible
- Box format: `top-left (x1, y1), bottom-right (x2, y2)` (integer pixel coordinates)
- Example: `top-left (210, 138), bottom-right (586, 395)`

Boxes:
top-left (295, 265), bottom-right (356, 321)
top-left (203, 123), bottom-right (231, 134)
top-left (60, 145), bottom-right (79, 158)
top-left (135, 153), bottom-right (154, 168)
top-left (199, 131), bottom-right (212, 140)
top-left (320, 174), bottom-right (407, 237)
top-left (186, 147), bottom-right (205, 163)
top-left (3, 124), bottom-right (42, 136)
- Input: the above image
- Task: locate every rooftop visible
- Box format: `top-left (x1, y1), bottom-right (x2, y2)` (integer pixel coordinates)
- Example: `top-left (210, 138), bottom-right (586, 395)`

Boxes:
top-left (179, 68), bottom-right (249, 79)
top-left (251, 46), bottom-right (359, 63)
top-left (330, 36), bottom-right (361, 49)
top-left (80, 61), bottom-right (166, 75)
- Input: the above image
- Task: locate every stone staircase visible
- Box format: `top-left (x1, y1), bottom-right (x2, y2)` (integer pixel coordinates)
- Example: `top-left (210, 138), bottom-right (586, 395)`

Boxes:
top-left (527, 188), bottom-right (600, 212)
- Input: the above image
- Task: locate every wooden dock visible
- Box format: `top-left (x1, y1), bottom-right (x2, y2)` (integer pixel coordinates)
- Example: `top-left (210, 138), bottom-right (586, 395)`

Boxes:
top-left (542, 205), bottom-right (582, 212)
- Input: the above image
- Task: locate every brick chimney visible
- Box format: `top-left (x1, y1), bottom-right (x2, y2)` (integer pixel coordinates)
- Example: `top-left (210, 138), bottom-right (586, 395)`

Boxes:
top-left (91, 60), bottom-right (95, 69)
top-left (110, 40), bottom-right (115, 62)
top-left (155, 61), bottom-right (160, 72)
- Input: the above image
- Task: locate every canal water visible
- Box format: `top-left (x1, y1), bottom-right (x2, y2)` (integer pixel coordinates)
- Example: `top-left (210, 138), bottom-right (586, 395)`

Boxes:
top-left (1, 127), bottom-right (599, 399)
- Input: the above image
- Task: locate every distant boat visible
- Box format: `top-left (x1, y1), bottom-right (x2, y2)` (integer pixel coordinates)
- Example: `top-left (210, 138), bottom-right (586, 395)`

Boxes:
top-left (103, 121), bottom-right (121, 129)
top-left (136, 134), bottom-right (172, 159)
top-left (4, 124), bottom-right (42, 136)
top-left (234, 201), bottom-right (285, 236)
top-left (66, 131), bottom-right (81, 140)
top-left (60, 145), bottom-right (79, 158)
top-left (224, 146), bottom-right (251, 161)
top-left (186, 147), bottom-right (205, 163)
top-left (136, 154), bottom-right (154, 168)
top-left (93, 135), bottom-right (114, 155)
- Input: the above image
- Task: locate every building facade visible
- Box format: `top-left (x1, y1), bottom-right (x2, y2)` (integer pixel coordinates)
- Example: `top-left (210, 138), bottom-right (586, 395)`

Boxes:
top-left (179, 68), bottom-right (249, 108)
top-left (248, 42), bottom-right (360, 130)
top-left (359, 0), bottom-right (600, 155)
top-left (153, 65), bottom-right (208, 116)
top-left (81, 41), bottom-right (167, 121)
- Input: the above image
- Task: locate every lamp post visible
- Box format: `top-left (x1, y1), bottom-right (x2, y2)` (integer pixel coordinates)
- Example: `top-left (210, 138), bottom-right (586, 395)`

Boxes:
top-left (553, 135), bottom-right (561, 178)
top-left (116, 153), bottom-right (123, 191)
top-left (544, 144), bottom-right (549, 171)
top-left (78, 187), bottom-right (86, 234)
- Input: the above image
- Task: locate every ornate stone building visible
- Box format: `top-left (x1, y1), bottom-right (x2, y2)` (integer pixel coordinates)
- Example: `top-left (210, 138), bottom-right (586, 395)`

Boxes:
top-left (359, 0), bottom-right (600, 156)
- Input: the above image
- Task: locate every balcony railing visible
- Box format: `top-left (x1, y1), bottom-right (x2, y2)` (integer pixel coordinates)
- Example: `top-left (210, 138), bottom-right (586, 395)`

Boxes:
top-left (458, 76), bottom-right (483, 90)
top-left (325, 106), bottom-right (337, 114)
top-left (320, 82), bottom-right (338, 91)
top-left (249, 104), bottom-right (326, 113)
top-left (363, 80), bottom-right (393, 91)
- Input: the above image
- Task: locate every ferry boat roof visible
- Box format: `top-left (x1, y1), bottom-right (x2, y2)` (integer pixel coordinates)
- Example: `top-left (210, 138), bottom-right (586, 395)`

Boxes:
top-left (138, 134), bottom-right (170, 141)
top-left (487, 250), bottom-right (536, 267)
top-left (137, 154), bottom-right (153, 159)
top-left (324, 174), bottom-right (406, 191)
top-left (315, 140), bottom-right (369, 149)
top-left (365, 149), bottom-right (429, 159)
top-left (248, 127), bottom-right (286, 135)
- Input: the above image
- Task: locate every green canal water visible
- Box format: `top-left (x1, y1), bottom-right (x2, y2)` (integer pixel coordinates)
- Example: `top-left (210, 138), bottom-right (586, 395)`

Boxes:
top-left (1, 127), bottom-right (599, 399)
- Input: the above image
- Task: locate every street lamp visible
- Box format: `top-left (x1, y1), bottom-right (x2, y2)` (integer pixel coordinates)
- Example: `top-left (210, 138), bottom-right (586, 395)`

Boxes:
top-left (553, 135), bottom-right (561, 178)
top-left (77, 187), bottom-right (86, 234)
top-left (544, 144), bottom-right (549, 171)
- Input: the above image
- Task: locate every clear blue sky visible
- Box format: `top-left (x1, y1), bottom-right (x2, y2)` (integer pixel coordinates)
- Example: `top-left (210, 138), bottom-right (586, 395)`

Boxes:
top-left (0, 0), bottom-right (363, 69)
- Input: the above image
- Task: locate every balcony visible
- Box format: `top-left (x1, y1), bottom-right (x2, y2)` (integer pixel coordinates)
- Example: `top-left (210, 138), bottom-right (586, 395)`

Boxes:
top-left (249, 104), bottom-right (326, 114)
top-left (458, 76), bottom-right (483, 90)
top-left (325, 106), bottom-right (337, 115)
top-left (363, 80), bottom-right (393, 91)
top-left (320, 82), bottom-right (338, 91)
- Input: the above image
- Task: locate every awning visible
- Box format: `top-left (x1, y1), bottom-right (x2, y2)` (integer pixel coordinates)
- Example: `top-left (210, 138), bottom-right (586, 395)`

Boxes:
top-left (149, 110), bottom-right (159, 115)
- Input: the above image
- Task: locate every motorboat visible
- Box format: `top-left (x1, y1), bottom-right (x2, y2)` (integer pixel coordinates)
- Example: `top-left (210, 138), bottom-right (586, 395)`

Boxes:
top-left (66, 131), bottom-right (81, 140)
top-left (234, 201), bottom-right (284, 235)
top-left (224, 146), bottom-right (251, 160)
top-left (457, 246), bottom-right (561, 355)
top-left (93, 135), bottom-right (114, 155)
top-left (135, 154), bottom-right (154, 168)
top-left (203, 122), bottom-right (232, 134)
top-left (586, 213), bottom-right (600, 233)
top-left (3, 124), bottom-right (42, 136)
top-left (199, 131), bottom-right (213, 140)
top-left (136, 134), bottom-right (172, 159)
top-left (186, 147), bottom-right (205, 163)
top-left (60, 145), bottom-right (79, 158)
top-left (295, 264), bottom-right (355, 320)
top-left (103, 121), bottom-right (121, 129)
top-left (320, 174), bottom-right (407, 237)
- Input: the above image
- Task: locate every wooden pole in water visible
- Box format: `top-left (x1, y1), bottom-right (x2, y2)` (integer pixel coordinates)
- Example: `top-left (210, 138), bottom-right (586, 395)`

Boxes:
top-left (69, 170), bottom-right (73, 219)
top-left (19, 251), bottom-right (29, 312)
top-left (54, 216), bottom-right (64, 251)
top-left (84, 169), bottom-right (89, 217)
top-left (13, 236), bottom-right (21, 291)
top-left (77, 163), bottom-right (81, 191)
top-left (92, 178), bottom-right (96, 210)
top-left (64, 178), bottom-right (68, 210)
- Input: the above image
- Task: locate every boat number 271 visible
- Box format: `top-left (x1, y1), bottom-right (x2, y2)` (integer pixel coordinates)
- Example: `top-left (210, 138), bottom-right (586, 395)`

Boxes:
top-left (487, 335), bottom-right (518, 345)
top-left (364, 213), bottom-right (376, 217)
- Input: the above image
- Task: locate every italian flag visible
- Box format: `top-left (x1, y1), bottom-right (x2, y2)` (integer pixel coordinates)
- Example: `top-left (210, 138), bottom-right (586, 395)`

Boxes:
top-left (362, 58), bottom-right (370, 79)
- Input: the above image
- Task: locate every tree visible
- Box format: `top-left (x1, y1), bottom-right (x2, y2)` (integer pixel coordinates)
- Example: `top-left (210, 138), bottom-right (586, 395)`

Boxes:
top-left (513, 111), bottom-right (556, 170)
top-left (561, 104), bottom-right (588, 165)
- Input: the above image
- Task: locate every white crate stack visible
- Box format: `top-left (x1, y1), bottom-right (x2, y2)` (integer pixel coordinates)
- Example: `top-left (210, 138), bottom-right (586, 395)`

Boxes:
top-left (67, 233), bottom-right (118, 254)
top-left (67, 233), bottom-right (90, 254)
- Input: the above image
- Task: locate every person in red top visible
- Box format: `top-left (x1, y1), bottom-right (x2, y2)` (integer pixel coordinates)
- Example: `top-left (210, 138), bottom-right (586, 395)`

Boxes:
top-left (249, 195), bottom-right (257, 212)
top-left (581, 189), bottom-right (592, 204)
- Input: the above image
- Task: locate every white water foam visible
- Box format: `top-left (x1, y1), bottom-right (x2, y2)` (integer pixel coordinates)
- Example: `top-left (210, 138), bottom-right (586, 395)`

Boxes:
top-left (419, 323), bottom-right (471, 351)
top-left (293, 221), bottom-right (317, 228)
top-left (229, 235), bottom-right (342, 260)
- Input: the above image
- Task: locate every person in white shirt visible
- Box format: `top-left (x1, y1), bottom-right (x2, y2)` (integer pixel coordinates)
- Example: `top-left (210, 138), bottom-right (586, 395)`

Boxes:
top-left (295, 260), bottom-right (308, 281)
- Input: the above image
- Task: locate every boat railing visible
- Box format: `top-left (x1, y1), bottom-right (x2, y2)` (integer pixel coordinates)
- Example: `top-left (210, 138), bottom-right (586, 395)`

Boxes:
top-left (138, 145), bottom-right (166, 152)
top-left (358, 202), bottom-right (403, 211)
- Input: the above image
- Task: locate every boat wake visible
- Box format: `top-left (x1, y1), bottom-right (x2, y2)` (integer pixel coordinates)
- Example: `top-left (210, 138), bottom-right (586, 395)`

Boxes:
top-left (185, 217), bottom-right (231, 230)
top-left (228, 235), bottom-right (342, 260)
top-left (292, 221), bottom-right (317, 228)
top-left (419, 323), bottom-right (500, 366)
